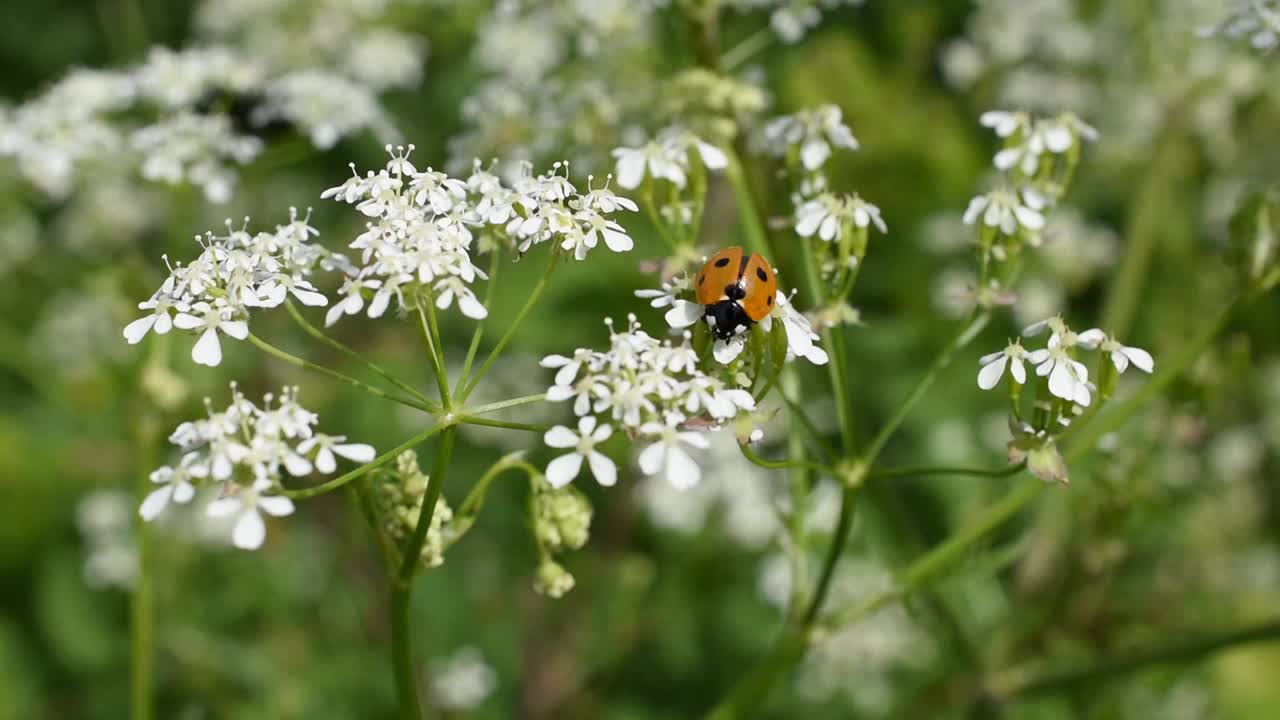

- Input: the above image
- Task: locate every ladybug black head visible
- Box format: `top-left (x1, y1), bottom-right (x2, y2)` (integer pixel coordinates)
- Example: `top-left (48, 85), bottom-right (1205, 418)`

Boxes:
top-left (705, 299), bottom-right (753, 340)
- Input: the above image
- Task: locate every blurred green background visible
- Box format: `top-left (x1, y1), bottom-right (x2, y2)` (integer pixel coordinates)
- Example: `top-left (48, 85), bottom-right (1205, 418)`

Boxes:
top-left (2, 1), bottom-right (1279, 718)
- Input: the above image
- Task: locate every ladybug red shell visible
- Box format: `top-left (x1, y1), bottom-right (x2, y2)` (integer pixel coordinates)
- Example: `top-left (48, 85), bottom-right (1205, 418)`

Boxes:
top-left (694, 246), bottom-right (778, 339)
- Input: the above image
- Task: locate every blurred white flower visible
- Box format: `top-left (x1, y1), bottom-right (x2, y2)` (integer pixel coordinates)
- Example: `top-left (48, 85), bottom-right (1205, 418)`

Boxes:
top-left (762, 104), bottom-right (859, 170)
top-left (431, 646), bottom-right (498, 711)
top-left (963, 187), bottom-right (1047, 237)
top-left (611, 126), bottom-right (726, 190)
top-left (77, 490), bottom-right (139, 590)
top-left (795, 192), bottom-right (886, 241)
top-left (637, 423), bottom-right (711, 490)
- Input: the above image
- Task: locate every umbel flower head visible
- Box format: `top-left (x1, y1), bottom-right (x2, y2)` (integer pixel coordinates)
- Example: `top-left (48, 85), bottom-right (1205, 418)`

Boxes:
top-left (540, 315), bottom-right (758, 490)
top-left (140, 384), bottom-right (376, 550)
top-left (123, 209), bottom-right (340, 366)
top-left (978, 315), bottom-right (1154, 413)
top-left (761, 104), bottom-right (859, 171)
top-left (127, 147), bottom-right (640, 365)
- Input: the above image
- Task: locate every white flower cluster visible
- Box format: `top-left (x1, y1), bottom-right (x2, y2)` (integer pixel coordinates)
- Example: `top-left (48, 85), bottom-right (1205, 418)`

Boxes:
top-left (1199, 1), bottom-right (1280, 52)
top-left (729, 0), bottom-right (868, 44)
top-left (761, 104), bottom-right (859, 171)
top-left (448, 0), bottom-right (662, 175)
top-left (139, 385), bottom-right (376, 550)
top-left (322, 146), bottom-right (637, 326)
top-left (795, 191), bottom-right (887, 241)
top-left (639, 275), bottom-right (830, 366)
top-left (125, 209), bottom-right (339, 366)
top-left (77, 490), bottom-right (140, 590)
top-left (611, 126), bottom-right (729, 190)
top-left (963, 110), bottom-right (1097, 248)
top-left (0, 42), bottom-right (396, 201)
top-left (540, 316), bottom-right (759, 490)
top-left (194, 0), bottom-right (428, 91)
top-left (979, 110), bottom-right (1097, 178)
top-left (978, 316), bottom-right (1153, 407)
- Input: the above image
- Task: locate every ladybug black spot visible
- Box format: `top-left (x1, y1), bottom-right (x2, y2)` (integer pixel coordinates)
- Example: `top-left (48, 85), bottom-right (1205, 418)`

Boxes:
top-left (698, 274), bottom-right (705, 285)
top-left (714, 257), bottom-right (731, 268)
top-left (756, 267), bottom-right (768, 282)
top-left (767, 295), bottom-right (773, 305)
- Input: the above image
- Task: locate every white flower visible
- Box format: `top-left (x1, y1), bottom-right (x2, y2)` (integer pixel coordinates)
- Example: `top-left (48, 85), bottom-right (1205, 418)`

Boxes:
top-left (296, 434), bottom-right (376, 474)
top-left (963, 187), bottom-right (1047, 236)
top-left (138, 455), bottom-right (200, 520)
top-left (1076, 329), bottom-right (1154, 374)
top-left (636, 276), bottom-right (703, 329)
top-left (637, 423), bottom-right (711, 490)
top-left (431, 647), bottom-right (497, 711)
top-left (543, 416), bottom-right (617, 488)
top-left (1025, 344), bottom-right (1091, 407)
top-left (206, 477), bottom-right (296, 550)
top-left (172, 301), bottom-right (248, 366)
top-left (984, 111), bottom-right (1098, 176)
top-left (795, 192), bottom-right (886, 241)
top-left (977, 341), bottom-right (1030, 389)
top-left (762, 105), bottom-right (859, 170)
top-left (762, 293), bottom-right (829, 366)
top-left (325, 276), bottom-right (378, 326)
top-left (612, 141), bottom-right (687, 189)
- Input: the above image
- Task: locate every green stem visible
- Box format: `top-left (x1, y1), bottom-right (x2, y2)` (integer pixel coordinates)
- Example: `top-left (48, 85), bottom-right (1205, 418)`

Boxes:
top-left (1001, 618), bottom-right (1280, 698)
top-left (704, 629), bottom-right (809, 720)
top-left (281, 422), bottom-right (445, 499)
top-left (459, 416), bottom-right (550, 433)
top-left (782, 371), bottom-right (811, 618)
top-left (868, 463), bottom-right (1026, 482)
top-left (801, 484), bottom-right (857, 626)
top-left (773, 387), bottom-right (838, 461)
top-left (283, 299), bottom-right (436, 409)
top-left (398, 427), bottom-right (456, 583)
top-left (388, 426), bottom-right (456, 719)
top-left (739, 442), bottom-right (832, 475)
top-left (464, 393), bottom-right (548, 416)
top-left (860, 311), bottom-right (991, 465)
top-left (455, 248), bottom-right (503, 395)
top-left (390, 585), bottom-right (420, 720)
top-left (724, 148), bottom-right (772, 257)
top-left (824, 294), bottom-right (1249, 632)
top-left (246, 333), bottom-right (435, 415)
top-left (1099, 127), bottom-right (1189, 337)
top-left (416, 303), bottom-right (452, 411)
top-left (459, 253), bottom-right (560, 403)
top-left (721, 27), bottom-right (773, 70)
top-left (130, 419), bottom-right (157, 720)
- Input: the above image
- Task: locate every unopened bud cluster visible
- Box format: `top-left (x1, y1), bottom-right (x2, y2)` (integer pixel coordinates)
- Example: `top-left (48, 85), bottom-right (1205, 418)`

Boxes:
top-left (375, 449), bottom-right (454, 569)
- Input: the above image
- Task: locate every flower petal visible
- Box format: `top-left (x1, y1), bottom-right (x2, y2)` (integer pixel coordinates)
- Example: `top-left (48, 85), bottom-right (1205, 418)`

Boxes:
top-left (977, 356), bottom-right (1008, 390)
top-left (232, 511), bottom-right (266, 550)
top-left (587, 451), bottom-right (616, 486)
top-left (258, 496), bottom-right (295, 517)
top-left (191, 327), bottom-right (223, 366)
top-left (545, 453), bottom-right (583, 488)
top-left (544, 425), bottom-right (578, 449)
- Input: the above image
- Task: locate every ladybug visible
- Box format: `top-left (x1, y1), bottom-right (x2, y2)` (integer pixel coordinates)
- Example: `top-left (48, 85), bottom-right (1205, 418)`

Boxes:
top-left (695, 246), bottom-right (778, 340)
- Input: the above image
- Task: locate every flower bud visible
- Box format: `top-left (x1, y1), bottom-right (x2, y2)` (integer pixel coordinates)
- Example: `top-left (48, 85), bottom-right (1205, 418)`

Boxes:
top-left (533, 482), bottom-right (592, 553)
top-left (533, 560), bottom-right (575, 598)
top-left (378, 449), bottom-right (453, 568)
